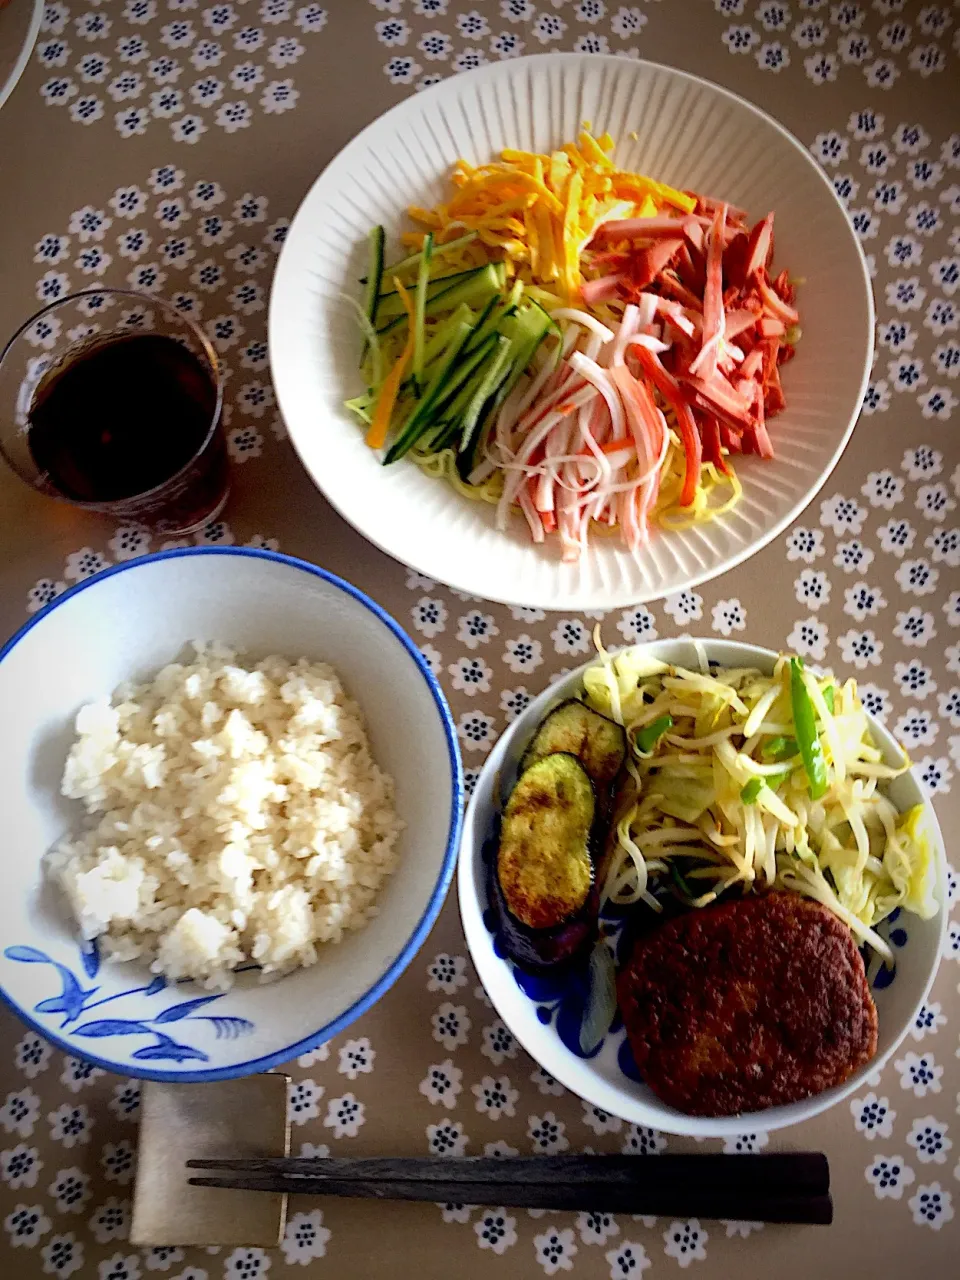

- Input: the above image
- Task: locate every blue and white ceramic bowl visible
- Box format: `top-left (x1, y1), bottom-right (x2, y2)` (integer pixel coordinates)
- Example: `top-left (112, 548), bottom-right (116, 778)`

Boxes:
top-left (459, 637), bottom-right (947, 1137)
top-left (0, 548), bottom-right (462, 1081)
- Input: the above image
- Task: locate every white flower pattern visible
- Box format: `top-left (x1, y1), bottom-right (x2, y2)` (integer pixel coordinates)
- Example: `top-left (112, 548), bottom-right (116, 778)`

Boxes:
top-left (4, 5), bottom-right (960, 1273)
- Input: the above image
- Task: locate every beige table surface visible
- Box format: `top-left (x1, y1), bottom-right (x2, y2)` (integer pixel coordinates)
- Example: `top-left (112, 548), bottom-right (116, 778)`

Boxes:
top-left (1, 1), bottom-right (958, 1276)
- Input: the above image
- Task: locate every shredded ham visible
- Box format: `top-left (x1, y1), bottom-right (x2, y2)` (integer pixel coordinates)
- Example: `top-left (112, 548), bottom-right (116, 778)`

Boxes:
top-left (481, 194), bottom-right (795, 562)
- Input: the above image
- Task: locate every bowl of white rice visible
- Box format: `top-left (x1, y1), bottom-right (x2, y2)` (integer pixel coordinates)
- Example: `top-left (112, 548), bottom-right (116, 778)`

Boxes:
top-left (0, 548), bottom-right (462, 1080)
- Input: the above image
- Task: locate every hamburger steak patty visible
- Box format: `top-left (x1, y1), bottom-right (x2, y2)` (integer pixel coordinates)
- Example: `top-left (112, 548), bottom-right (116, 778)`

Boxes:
top-left (617, 892), bottom-right (879, 1116)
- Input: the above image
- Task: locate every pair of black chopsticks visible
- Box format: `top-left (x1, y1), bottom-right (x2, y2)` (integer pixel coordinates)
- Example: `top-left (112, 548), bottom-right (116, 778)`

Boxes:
top-left (188, 1152), bottom-right (832, 1224)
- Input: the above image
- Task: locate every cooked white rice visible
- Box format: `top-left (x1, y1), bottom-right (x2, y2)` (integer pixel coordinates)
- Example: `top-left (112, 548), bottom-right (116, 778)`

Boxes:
top-left (47, 643), bottom-right (403, 989)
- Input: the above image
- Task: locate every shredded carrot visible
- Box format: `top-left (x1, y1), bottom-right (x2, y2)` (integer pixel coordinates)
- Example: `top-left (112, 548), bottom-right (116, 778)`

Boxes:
top-left (365, 279), bottom-right (416, 450)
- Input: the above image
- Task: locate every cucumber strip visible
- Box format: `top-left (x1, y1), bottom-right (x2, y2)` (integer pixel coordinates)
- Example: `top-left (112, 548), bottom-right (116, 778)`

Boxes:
top-left (400, 305), bottom-right (477, 396)
top-left (386, 338), bottom-right (498, 464)
top-left (461, 293), bottom-right (502, 355)
top-left (358, 225), bottom-right (385, 370)
top-left (379, 266), bottom-right (479, 300)
top-left (377, 266), bottom-right (480, 308)
top-left (430, 339), bottom-right (500, 452)
top-left (458, 335), bottom-right (513, 459)
top-left (366, 231), bottom-right (478, 282)
top-left (428, 334), bottom-right (499, 417)
top-left (376, 263), bottom-right (505, 336)
top-left (434, 329), bottom-right (509, 459)
top-left (455, 306), bottom-right (553, 480)
top-left (344, 292), bottom-right (383, 388)
top-left (411, 233), bottom-right (433, 393)
top-left (344, 394), bottom-right (373, 424)
top-left (423, 417), bottom-right (460, 453)
top-left (420, 303), bottom-right (476, 369)
top-left (383, 319), bottom-right (477, 464)
top-left (463, 277), bottom-right (521, 356)
top-left (492, 305), bottom-right (553, 407)
top-left (435, 360), bottom-right (496, 430)
top-left (505, 278), bottom-right (525, 311)
top-left (362, 226), bottom-right (385, 330)
top-left (455, 395), bottom-right (498, 480)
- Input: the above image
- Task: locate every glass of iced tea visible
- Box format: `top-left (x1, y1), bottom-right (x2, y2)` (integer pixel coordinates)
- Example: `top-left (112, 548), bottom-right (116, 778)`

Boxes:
top-left (0, 288), bottom-right (229, 535)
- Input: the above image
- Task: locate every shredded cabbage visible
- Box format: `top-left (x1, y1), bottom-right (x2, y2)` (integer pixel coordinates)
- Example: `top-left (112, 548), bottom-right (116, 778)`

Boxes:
top-left (583, 644), bottom-right (941, 963)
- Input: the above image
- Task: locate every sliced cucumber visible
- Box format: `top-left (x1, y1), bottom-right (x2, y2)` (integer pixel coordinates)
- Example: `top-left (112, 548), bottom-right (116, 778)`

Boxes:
top-left (496, 303), bottom-right (555, 407)
top-left (460, 293), bottom-right (502, 356)
top-left (456, 305), bottom-right (554, 480)
top-left (376, 263), bottom-right (506, 336)
top-left (383, 319), bottom-right (478, 463)
top-left (457, 335), bottom-right (513, 466)
top-left (426, 340), bottom-right (500, 450)
top-left (364, 230), bottom-right (478, 282)
top-left (344, 394), bottom-right (373, 424)
top-left (429, 334), bottom-right (499, 417)
top-left (418, 303), bottom-right (476, 372)
top-left (411, 233), bottom-right (433, 393)
top-left (376, 268), bottom-right (480, 320)
top-left (362, 226), bottom-right (385, 329)
top-left (359, 224), bottom-right (385, 369)
top-left (463, 278), bottom-right (524, 357)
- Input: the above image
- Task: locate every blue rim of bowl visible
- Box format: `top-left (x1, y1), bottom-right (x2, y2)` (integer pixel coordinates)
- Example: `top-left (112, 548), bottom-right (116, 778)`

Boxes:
top-left (0, 546), bottom-right (464, 1081)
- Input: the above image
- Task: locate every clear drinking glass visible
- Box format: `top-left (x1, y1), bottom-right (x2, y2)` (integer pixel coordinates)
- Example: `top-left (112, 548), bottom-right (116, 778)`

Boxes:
top-left (0, 288), bottom-right (229, 536)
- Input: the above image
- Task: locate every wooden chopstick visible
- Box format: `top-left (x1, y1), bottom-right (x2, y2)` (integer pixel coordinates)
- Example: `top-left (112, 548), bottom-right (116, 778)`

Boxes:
top-left (188, 1153), bottom-right (829, 1195)
top-left (186, 1153), bottom-right (832, 1225)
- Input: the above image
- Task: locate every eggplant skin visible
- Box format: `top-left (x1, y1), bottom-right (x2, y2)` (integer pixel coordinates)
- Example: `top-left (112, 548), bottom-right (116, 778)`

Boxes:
top-left (494, 753), bottom-right (599, 971)
top-left (492, 863), bottom-right (598, 972)
top-left (520, 699), bottom-right (626, 792)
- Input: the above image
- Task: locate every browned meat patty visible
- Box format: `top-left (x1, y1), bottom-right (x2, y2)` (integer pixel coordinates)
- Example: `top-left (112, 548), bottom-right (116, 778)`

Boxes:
top-left (617, 892), bottom-right (878, 1117)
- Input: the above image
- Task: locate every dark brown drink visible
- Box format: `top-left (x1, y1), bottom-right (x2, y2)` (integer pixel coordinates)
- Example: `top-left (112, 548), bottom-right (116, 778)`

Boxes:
top-left (1, 290), bottom-right (228, 535)
top-left (29, 333), bottom-right (224, 507)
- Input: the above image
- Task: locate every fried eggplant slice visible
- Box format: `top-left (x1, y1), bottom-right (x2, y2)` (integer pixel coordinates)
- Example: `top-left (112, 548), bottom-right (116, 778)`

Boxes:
top-left (494, 753), bottom-right (599, 970)
top-left (519, 700), bottom-right (626, 792)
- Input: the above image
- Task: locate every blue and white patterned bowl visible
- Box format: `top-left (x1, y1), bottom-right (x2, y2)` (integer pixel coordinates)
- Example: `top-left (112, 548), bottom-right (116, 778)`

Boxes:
top-left (0, 548), bottom-right (462, 1081)
top-left (459, 637), bottom-right (947, 1137)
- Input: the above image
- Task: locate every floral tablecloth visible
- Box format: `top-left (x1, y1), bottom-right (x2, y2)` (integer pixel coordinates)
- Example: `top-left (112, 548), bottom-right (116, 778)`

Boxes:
top-left (1, 1), bottom-right (958, 1277)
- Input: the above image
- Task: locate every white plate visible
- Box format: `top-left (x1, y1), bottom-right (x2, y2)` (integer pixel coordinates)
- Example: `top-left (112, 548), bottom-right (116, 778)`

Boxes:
top-left (270, 54), bottom-right (874, 611)
top-left (0, 0), bottom-right (42, 114)
top-left (458, 639), bottom-right (947, 1137)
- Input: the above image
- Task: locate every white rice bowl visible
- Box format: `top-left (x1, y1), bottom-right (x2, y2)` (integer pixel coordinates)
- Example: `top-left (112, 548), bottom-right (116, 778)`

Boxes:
top-left (48, 643), bottom-right (403, 990)
top-left (0, 549), bottom-right (460, 1081)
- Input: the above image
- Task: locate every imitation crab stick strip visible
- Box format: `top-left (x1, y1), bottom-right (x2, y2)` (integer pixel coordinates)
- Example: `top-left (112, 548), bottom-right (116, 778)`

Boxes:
top-left (630, 344), bottom-right (702, 508)
top-left (569, 352), bottom-right (627, 439)
top-left (366, 279), bottom-right (416, 449)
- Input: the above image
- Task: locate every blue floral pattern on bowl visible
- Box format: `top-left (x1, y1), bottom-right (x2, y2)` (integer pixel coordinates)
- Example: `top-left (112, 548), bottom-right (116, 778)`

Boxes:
top-left (3, 941), bottom-right (253, 1064)
top-left (480, 834), bottom-right (645, 1079)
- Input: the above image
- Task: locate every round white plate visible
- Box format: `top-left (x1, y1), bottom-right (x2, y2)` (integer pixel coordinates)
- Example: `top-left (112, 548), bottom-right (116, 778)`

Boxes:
top-left (270, 54), bottom-right (874, 611)
top-left (0, 0), bottom-right (42, 114)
